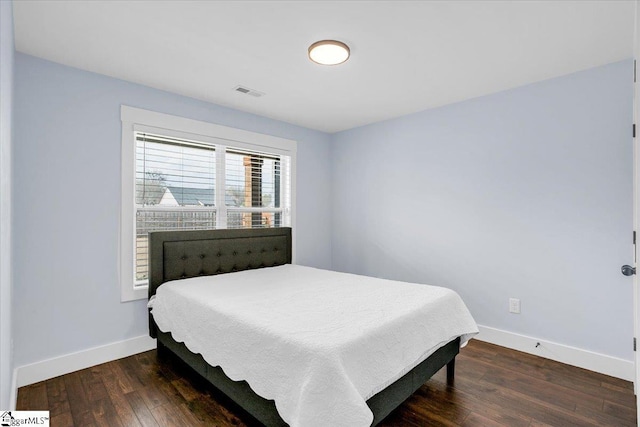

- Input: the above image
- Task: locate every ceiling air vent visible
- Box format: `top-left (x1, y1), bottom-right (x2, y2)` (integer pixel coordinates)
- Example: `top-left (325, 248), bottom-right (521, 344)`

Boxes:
top-left (233, 85), bottom-right (265, 98)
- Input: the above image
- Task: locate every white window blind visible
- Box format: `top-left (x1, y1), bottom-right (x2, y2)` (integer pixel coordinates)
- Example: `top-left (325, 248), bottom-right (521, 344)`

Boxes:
top-left (135, 133), bottom-right (217, 282)
top-left (133, 132), bottom-right (291, 284)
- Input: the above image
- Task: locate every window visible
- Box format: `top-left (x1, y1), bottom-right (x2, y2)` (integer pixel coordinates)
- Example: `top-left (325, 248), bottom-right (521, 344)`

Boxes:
top-left (135, 133), bottom-right (217, 282)
top-left (121, 106), bottom-right (296, 301)
top-left (224, 148), bottom-right (290, 229)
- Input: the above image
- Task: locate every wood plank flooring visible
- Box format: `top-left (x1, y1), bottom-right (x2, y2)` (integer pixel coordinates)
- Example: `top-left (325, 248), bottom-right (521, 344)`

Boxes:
top-left (16, 340), bottom-right (636, 426)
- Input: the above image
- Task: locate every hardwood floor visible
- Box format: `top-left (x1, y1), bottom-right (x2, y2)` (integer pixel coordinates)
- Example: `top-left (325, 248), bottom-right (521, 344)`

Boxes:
top-left (16, 340), bottom-right (636, 426)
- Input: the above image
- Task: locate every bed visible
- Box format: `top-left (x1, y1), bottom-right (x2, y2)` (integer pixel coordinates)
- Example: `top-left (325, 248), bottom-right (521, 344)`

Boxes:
top-left (147, 227), bottom-right (477, 426)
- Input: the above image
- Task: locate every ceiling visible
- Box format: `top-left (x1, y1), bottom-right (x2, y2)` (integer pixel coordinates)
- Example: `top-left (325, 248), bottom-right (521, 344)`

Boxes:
top-left (13, 1), bottom-right (635, 133)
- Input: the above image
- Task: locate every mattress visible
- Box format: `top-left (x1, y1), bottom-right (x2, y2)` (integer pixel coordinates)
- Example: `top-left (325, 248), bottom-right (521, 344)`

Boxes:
top-left (148, 264), bottom-right (478, 427)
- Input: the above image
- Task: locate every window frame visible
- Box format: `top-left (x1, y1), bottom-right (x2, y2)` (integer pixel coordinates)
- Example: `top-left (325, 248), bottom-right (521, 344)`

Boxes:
top-left (120, 106), bottom-right (297, 302)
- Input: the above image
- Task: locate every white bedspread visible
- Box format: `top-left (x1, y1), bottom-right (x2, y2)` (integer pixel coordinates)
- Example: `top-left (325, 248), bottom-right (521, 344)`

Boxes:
top-left (149, 264), bottom-right (478, 427)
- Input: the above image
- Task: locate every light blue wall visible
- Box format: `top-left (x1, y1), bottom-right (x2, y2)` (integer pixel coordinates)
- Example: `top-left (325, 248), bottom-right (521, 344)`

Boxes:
top-left (12, 53), bottom-right (332, 366)
top-left (0, 0), bottom-right (14, 409)
top-left (331, 60), bottom-right (634, 360)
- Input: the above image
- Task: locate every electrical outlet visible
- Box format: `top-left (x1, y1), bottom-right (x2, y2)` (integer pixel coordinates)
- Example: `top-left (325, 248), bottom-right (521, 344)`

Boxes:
top-left (509, 298), bottom-right (521, 314)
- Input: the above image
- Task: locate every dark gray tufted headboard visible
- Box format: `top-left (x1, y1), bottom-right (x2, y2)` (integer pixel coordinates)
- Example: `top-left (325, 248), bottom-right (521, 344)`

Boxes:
top-left (148, 227), bottom-right (292, 337)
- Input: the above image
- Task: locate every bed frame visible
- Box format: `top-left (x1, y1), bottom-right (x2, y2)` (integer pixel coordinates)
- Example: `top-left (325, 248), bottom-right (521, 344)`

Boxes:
top-left (148, 227), bottom-right (460, 426)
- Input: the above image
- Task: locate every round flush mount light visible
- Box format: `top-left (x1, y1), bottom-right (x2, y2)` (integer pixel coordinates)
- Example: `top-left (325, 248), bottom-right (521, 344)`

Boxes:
top-left (308, 40), bottom-right (350, 65)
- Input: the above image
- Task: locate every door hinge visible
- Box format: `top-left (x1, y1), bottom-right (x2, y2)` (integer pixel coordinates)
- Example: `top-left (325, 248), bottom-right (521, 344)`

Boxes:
top-left (634, 231), bottom-right (636, 245)
top-left (634, 337), bottom-right (636, 352)
top-left (634, 124), bottom-right (636, 138)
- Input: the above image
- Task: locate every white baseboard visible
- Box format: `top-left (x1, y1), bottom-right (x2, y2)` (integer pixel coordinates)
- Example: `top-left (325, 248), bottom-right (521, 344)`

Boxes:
top-left (11, 327), bottom-right (634, 397)
top-left (15, 335), bottom-right (156, 388)
top-left (476, 325), bottom-right (634, 382)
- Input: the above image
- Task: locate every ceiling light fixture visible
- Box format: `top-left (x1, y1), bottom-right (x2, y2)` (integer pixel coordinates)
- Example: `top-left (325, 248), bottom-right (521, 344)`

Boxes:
top-left (308, 40), bottom-right (350, 66)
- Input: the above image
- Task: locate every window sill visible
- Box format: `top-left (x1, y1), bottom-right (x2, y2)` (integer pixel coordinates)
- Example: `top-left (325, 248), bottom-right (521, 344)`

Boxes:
top-left (121, 284), bottom-right (148, 302)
